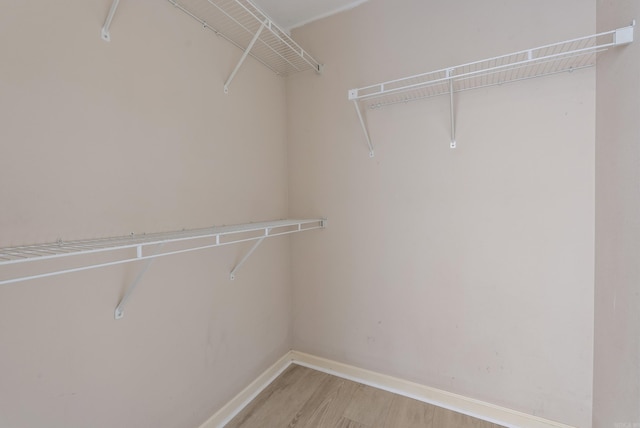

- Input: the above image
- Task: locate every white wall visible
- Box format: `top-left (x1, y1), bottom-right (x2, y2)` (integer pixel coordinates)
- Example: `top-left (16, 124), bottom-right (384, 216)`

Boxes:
top-left (594, 1), bottom-right (640, 426)
top-left (287, 1), bottom-right (595, 426)
top-left (4, 1), bottom-right (623, 427)
top-left (0, 1), bottom-right (292, 427)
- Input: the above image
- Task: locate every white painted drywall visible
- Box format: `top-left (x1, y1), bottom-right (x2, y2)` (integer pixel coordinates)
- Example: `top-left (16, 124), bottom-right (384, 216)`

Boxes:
top-left (0, 1), bottom-right (291, 427)
top-left (287, 1), bottom-right (595, 426)
top-left (594, 1), bottom-right (640, 426)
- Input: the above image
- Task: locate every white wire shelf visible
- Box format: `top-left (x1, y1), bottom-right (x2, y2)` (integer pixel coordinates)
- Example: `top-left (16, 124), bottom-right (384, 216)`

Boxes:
top-left (168, 0), bottom-right (322, 91)
top-left (348, 23), bottom-right (635, 156)
top-left (0, 218), bottom-right (326, 287)
top-left (101, 0), bottom-right (322, 91)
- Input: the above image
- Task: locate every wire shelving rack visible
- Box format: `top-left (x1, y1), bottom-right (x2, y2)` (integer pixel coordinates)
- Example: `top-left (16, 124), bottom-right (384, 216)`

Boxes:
top-left (101, 0), bottom-right (322, 92)
top-left (348, 23), bottom-right (635, 156)
top-left (0, 219), bottom-right (326, 318)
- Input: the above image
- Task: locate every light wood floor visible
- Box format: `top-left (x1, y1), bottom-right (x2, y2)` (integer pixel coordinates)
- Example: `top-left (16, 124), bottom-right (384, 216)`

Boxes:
top-left (225, 364), bottom-right (505, 428)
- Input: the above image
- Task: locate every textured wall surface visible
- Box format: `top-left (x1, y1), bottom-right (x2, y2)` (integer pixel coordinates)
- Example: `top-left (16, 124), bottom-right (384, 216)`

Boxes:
top-left (594, 1), bottom-right (640, 426)
top-left (287, 1), bottom-right (595, 426)
top-left (0, 1), bottom-right (292, 427)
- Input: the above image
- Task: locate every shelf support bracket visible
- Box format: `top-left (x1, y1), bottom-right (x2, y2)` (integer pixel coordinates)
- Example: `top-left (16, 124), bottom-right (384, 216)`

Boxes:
top-left (224, 19), bottom-right (268, 94)
top-left (614, 20), bottom-right (635, 44)
top-left (101, 0), bottom-right (121, 42)
top-left (114, 244), bottom-right (163, 320)
top-left (230, 234), bottom-right (267, 280)
top-left (447, 70), bottom-right (456, 149)
top-left (349, 93), bottom-right (375, 157)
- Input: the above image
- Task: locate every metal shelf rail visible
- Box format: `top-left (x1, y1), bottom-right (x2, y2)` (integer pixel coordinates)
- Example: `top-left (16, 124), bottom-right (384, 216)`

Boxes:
top-left (102, 0), bottom-right (322, 92)
top-left (0, 218), bottom-right (326, 318)
top-left (101, 0), bottom-right (322, 92)
top-left (348, 22), bottom-right (635, 156)
top-left (168, 0), bottom-right (323, 93)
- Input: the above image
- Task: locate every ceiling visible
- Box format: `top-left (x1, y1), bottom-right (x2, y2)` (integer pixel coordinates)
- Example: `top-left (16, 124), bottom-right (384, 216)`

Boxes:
top-left (251, 0), bottom-right (369, 31)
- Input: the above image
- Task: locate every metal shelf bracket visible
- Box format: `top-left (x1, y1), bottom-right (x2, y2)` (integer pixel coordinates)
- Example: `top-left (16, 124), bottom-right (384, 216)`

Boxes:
top-left (349, 90), bottom-right (375, 157)
top-left (224, 19), bottom-right (268, 94)
top-left (229, 231), bottom-right (268, 280)
top-left (447, 69), bottom-right (456, 149)
top-left (615, 20), bottom-right (635, 44)
top-left (101, 0), bottom-right (121, 42)
top-left (114, 244), bottom-right (163, 320)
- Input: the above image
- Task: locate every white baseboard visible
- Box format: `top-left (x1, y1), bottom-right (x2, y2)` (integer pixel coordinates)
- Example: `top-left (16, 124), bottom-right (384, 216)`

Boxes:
top-left (199, 350), bottom-right (576, 428)
top-left (290, 351), bottom-right (576, 428)
top-left (198, 352), bottom-right (294, 428)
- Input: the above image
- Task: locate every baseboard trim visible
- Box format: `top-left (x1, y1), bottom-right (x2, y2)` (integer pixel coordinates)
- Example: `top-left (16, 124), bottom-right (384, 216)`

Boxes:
top-left (198, 352), bottom-right (294, 428)
top-left (290, 351), bottom-right (575, 428)
top-left (200, 350), bottom-right (576, 428)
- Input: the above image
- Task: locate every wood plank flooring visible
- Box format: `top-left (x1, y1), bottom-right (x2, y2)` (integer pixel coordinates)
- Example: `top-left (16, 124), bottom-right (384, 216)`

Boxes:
top-left (225, 364), bottom-right (505, 428)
